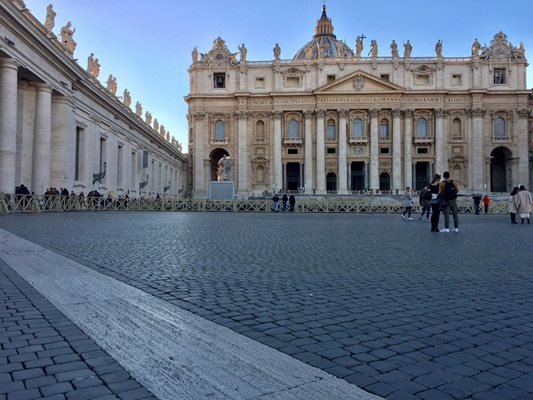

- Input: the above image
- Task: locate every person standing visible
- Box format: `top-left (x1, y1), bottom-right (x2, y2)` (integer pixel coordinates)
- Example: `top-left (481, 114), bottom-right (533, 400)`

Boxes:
top-left (272, 194), bottom-right (280, 212)
top-left (515, 185), bottom-right (532, 224)
top-left (401, 187), bottom-right (413, 220)
top-left (509, 186), bottom-right (519, 224)
top-left (419, 185), bottom-right (431, 221)
top-left (289, 194), bottom-right (296, 212)
top-left (429, 174), bottom-right (441, 232)
top-left (483, 194), bottom-right (490, 214)
top-left (282, 193), bottom-right (288, 212)
top-left (472, 193), bottom-right (482, 215)
top-left (439, 171), bottom-right (459, 233)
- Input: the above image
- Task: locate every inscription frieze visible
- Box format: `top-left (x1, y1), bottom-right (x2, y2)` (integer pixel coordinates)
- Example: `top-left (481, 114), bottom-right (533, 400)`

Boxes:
top-left (243, 96), bottom-right (472, 107)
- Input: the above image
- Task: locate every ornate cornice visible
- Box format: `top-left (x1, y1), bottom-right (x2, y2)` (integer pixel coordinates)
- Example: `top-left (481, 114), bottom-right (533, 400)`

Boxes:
top-left (471, 108), bottom-right (485, 118)
top-left (235, 111), bottom-right (250, 120)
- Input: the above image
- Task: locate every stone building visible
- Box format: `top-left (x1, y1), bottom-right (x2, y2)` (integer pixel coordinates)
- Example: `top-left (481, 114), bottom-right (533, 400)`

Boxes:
top-left (186, 5), bottom-right (531, 199)
top-left (0, 0), bottom-right (186, 198)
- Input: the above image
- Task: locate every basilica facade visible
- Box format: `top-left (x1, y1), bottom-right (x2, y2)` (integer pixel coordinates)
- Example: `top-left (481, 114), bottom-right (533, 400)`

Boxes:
top-left (186, 5), bottom-right (531, 199)
top-left (0, 0), bottom-right (186, 198)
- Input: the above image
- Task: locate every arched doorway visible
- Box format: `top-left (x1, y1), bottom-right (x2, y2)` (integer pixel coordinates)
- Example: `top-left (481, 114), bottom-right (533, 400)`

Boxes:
top-left (326, 173), bottom-right (337, 191)
top-left (209, 148), bottom-right (229, 181)
top-left (490, 147), bottom-right (512, 192)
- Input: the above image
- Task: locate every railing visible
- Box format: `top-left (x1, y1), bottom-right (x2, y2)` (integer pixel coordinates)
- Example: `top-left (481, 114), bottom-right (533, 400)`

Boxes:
top-left (283, 137), bottom-right (303, 145)
top-left (348, 136), bottom-right (368, 144)
top-left (413, 135), bottom-right (434, 144)
top-left (492, 136), bottom-right (511, 143)
top-left (0, 193), bottom-right (510, 214)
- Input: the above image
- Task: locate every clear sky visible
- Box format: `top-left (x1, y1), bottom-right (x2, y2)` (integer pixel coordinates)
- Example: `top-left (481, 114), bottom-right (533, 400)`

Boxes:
top-left (24, 0), bottom-right (533, 153)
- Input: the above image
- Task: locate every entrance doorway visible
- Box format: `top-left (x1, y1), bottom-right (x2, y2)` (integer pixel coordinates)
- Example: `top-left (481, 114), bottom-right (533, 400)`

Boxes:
top-left (350, 162), bottom-right (365, 191)
top-left (285, 162), bottom-right (300, 190)
top-left (326, 173), bottom-right (337, 191)
top-left (379, 173), bottom-right (390, 191)
top-left (415, 162), bottom-right (430, 190)
top-left (490, 147), bottom-right (512, 192)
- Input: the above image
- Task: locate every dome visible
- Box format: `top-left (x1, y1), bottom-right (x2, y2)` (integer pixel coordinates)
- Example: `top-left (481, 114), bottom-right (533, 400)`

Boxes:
top-left (293, 5), bottom-right (354, 60)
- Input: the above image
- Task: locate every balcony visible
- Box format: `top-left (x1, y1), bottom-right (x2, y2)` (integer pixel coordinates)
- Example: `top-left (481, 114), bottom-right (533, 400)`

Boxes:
top-left (210, 137), bottom-right (229, 145)
top-left (492, 135), bottom-right (511, 143)
top-left (283, 137), bottom-right (303, 146)
top-left (413, 135), bottom-right (434, 144)
top-left (348, 136), bottom-right (368, 144)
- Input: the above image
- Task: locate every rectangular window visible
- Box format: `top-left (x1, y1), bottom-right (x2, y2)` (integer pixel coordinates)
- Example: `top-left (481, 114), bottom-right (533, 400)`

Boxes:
top-left (99, 137), bottom-right (106, 171)
top-left (380, 74), bottom-right (390, 82)
top-left (327, 75), bottom-right (336, 84)
top-left (416, 74), bottom-right (430, 85)
top-left (286, 76), bottom-right (300, 87)
top-left (287, 148), bottom-right (298, 155)
top-left (213, 73), bottom-right (225, 88)
top-left (494, 68), bottom-right (506, 85)
top-left (255, 77), bottom-right (265, 88)
top-left (451, 74), bottom-right (462, 86)
top-left (417, 147), bottom-right (429, 154)
top-left (327, 147), bottom-right (336, 154)
top-left (74, 127), bottom-right (84, 181)
top-left (117, 145), bottom-right (123, 187)
top-left (380, 147), bottom-right (390, 154)
top-left (131, 152), bottom-right (136, 188)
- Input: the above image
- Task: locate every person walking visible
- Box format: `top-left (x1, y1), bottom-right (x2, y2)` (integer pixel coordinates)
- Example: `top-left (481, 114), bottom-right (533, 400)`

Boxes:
top-left (419, 185), bottom-right (431, 221)
top-left (515, 185), bottom-right (532, 224)
top-left (483, 194), bottom-right (490, 214)
top-left (439, 171), bottom-right (459, 233)
top-left (429, 174), bottom-right (441, 232)
top-left (472, 193), bottom-right (482, 215)
top-left (509, 186), bottom-right (519, 224)
top-left (401, 187), bottom-right (413, 220)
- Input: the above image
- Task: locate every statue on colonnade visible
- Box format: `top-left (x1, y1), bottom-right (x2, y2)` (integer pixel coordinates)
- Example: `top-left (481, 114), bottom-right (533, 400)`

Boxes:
top-left (44, 4), bottom-right (56, 32)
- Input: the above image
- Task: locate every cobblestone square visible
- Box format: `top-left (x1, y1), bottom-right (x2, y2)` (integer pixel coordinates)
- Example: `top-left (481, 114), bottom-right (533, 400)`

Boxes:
top-left (0, 212), bottom-right (532, 400)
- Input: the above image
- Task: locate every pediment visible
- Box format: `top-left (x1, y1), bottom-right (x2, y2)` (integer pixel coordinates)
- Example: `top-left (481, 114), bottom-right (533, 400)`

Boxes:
top-left (315, 70), bottom-right (405, 94)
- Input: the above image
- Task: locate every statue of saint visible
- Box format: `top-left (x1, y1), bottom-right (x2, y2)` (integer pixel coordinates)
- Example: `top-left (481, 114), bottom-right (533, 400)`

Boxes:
top-left (517, 42), bottom-right (525, 59)
top-left (60, 21), bottom-right (76, 53)
top-left (106, 74), bottom-right (114, 92)
top-left (123, 89), bottom-right (131, 107)
top-left (111, 77), bottom-right (117, 95)
top-left (403, 40), bottom-right (412, 59)
top-left (44, 4), bottom-right (56, 32)
top-left (238, 43), bottom-right (247, 63)
top-left (218, 155), bottom-right (230, 181)
top-left (87, 53), bottom-right (95, 74)
top-left (191, 47), bottom-right (198, 64)
top-left (471, 38), bottom-right (480, 57)
top-left (145, 111), bottom-right (152, 125)
top-left (160, 125), bottom-right (165, 137)
top-left (369, 39), bottom-right (378, 58)
top-left (91, 58), bottom-right (100, 78)
top-left (390, 40), bottom-right (398, 58)
top-left (135, 102), bottom-right (142, 117)
top-left (355, 36), bottom-right (363, 58)
top-left (153, 118), bottom-right (159, 132)
top-left (435, 40), bottom-right (443, 58)
top-left (273, 43), bottom-right (281, 61)
top-left (336, 41), bottom-right (346, 58)
top-left (166, 132), bottom-right (170, 141)
top-left (304, 45), bottom-right (312, 59)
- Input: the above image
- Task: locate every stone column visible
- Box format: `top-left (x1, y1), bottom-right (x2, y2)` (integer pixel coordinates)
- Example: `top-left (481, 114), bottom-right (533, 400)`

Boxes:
top-left (303, 110), bottom-right (313, 193)
top-left (403, 110), bottom-right (413, 189)
top-left (338, 110), bottom-right (348, 194)
top-left (0, 58), bottom-right (18, 193)
top-left (435, 109), bottom-right (445, 175)
top-left (392, 109), bottom-right (402, 190)
top-left (272, 111), bottom-right (282, 192)
top-left (16, 81), bottom-right (36, 188)
top-left (517, 109), bottom-right (529, 186)
top-left (315, 109), bottom-right (326, 194)
top-left (193, 112), bottom-right (207, 198)
top-left (471, 108), bottom-right (484, 191)
top-left (369, 109), bottom-right (379, 190)
top-left (237, 111), bottom-right (248, 197)
top-left (51, 96), bottom-right (74, 190)
top-left (31, 83), bottom-right (52, 194)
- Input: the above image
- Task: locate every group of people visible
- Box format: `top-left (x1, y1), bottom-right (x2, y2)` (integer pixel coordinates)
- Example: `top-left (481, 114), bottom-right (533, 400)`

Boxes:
top-left (471, 194), bottom-right (491, 215)
top-left (272, 193), bottom-right (296, 212)
top-left (402, 171), bottom-right (459, 232)
top-left (509, 185), bottom-right (532, 224)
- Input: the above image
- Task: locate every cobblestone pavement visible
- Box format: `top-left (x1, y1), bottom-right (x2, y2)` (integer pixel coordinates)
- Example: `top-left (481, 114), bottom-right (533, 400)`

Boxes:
top-left (0, 258), bottom-right (157, 400)
top-left (0, 212), bottom-right (532, 400)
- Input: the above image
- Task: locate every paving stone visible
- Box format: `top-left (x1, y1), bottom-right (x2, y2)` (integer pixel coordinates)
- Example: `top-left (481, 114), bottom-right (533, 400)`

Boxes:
top-left (24, 375), bottom-right (57, 389)
top-left (64, 386), bottom-right (112, 400)
top-left (5, 388), bottom-right (40, 400)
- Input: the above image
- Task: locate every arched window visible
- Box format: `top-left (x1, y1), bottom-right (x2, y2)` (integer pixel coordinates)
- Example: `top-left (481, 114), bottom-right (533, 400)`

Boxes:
top-left (495, 117), bottom-right (506, 138)
top-left (416, 118), bottom-right (427, 137)
top-left (214, 120), bottom-right (225, 140)
top-left (256, 120), bottom-right (265, 140)
top-left (452, 118), bottom-right (462, 139)
top-left (351, 118), bottom-right (363, 138)
top-left (288, 119), bottom-right (299, 138)
top-left (327, 119), bottom-right (336, 140)
top-left (379, 119), bottom-right (389, 139)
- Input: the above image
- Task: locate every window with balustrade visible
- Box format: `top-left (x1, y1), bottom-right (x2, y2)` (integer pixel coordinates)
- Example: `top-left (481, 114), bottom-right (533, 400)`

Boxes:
top-left (351, 118), bottom-right (364, 138)
top-left (379, 118), bottom-right (389, 140)
top-left (416, 118), bottom-right (428, 137)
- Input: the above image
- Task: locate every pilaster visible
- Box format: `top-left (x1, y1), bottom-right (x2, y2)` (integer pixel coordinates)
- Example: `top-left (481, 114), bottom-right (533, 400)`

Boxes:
top-left (392, 109), bottom-right (402, 190)
top-left (303, 110), bottom-right (314, 193)
top-left (236, 111), bottom-right (249, 197)
top-left (435, 109), bottom-right (446, 175)
top-left (193, 112), bottom-right (207, 198)
top-left (369, 109), bottom-right (379, 190)
top-left (337, 110), bottom-right (348, 194)
top-left (272, 111), bottom-right (282, 192)
top-left (315, 109), bottom-right (326, 194)
top-left (403, 110), bottom-right (413, 189)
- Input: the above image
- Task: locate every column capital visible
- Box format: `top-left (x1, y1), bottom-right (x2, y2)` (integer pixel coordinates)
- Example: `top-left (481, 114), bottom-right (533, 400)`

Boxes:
top-left (518, 109), bottom-right (529, 119)
top-left (392, 108), bottom-right (402, 117)
top-left (369, 109), bottom-right (379, 118)
top-left (337, 109), bottom-right (348, 119)
top-left (316, 109), bottom-right (325, 118)
top-left (235, 111), bottom-right (250, 120)
top-left (193, 112), bottom-right (206, 121)
top-left (471, 108), bottom-right (485, 118)
top-left (303, 110), bottom-right (314, 119)
top-left (435, 109), bottom-right (447, 118)
top-left (0, 57), bottom-right (19, 71)
top-left (271, 110), bottom-right (282, 120)
top-left (33, 82), bottom-right (53, 94)
top-left (403, 109), bottom-right (414, 118)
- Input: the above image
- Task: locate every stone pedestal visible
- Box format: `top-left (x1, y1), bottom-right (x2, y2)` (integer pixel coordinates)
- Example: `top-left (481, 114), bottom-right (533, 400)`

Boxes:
top-left (209, 181), bottom-right (234, 200)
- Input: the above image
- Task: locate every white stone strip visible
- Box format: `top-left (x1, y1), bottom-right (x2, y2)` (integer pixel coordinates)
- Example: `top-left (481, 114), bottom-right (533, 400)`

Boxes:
top-left (0, 229), bottom-right (382, 400)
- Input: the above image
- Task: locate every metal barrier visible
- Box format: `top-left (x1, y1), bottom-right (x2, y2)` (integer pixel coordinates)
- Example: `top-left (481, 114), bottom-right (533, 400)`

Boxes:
top-left (0, 193), bottom-right (510, 215)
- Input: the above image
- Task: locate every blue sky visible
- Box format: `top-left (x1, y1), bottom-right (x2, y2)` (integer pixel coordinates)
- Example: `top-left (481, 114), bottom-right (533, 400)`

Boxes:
top-left (25, 1), bottom-right (533, 152)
